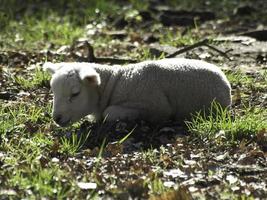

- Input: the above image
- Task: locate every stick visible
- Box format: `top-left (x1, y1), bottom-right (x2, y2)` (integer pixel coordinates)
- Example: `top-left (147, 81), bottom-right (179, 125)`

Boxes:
top-left (204, 43), bottom-right (232, 60)
top-left (166, 39), bottom-right (232, 60)
top-left (166, 39), bottom-right (209, 58)
top-left (71, 41), bottom-right (137, 64)
top-left (95, 57), bottom-right (137, 64)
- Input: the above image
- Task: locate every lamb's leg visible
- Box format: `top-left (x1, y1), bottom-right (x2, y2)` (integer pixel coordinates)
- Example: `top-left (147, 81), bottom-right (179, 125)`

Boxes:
top-left (103, 105), bottom-right (140, 121)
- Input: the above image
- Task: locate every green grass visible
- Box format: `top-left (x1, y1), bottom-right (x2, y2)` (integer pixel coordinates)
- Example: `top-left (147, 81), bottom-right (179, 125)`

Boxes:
top-left (1, 17), bottom-right (85, 50)
top-left (226, 69), bottom-right (267, 92)
top-left (0, 102), bottom-right (50, 137)
top-left (148, 178), bottom-right (166, 195)
top-left (226, 70), bottom-right (253, 87)
top-left (11, 67), bottom-right (51, 90)
top-left (186, 102), bottom-right (267, 141)
top-left (8, 164), bottom-right (73, 199)
top-left (0, 102), bottom-right (86, 199)
top-left (159, 29), bottom-right (200, 47)
top-left (0, 0), bottom-right (119, 51)
top-left (60, 131), bottom-right (91, 156)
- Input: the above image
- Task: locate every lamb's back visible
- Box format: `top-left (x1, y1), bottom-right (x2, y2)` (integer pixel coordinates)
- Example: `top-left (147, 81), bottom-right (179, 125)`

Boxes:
top-left (111, 58), bottom-right (231, 120)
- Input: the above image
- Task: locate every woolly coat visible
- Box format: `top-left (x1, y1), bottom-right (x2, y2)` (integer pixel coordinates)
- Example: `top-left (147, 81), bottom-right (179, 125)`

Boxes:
top-left (92, 58), bottom-right (231, 122)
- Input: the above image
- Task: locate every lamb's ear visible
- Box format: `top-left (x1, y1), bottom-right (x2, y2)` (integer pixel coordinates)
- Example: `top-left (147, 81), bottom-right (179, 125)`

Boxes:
top-left (43, 62), bottom-right (57, 74)
top-left (78, 67), bottom-right (101, 86)
top-left (43, 62), bottom-right (63, 74)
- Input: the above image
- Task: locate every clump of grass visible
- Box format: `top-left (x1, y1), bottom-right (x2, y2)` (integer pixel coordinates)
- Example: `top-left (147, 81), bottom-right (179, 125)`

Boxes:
top-left (12, 67), bottom-right (50, 90)
top-left (1, 14), bottom-right (85, 50)
top-left (148, 178), bottom-right (166, 195)
top-left (8, 164), bottom-right (74, 199)
top-left (159, 29), bottom-right (200, 47)
top-left (0, 0), bottom-right (119, 50)
top-left (186, 102), bottom-right (267, 141)
top-left (225, 70), bottom-right (253, 87)
top-left (226, 69), bottom-right (267, 92)
top-left (60, 131), bottom-right (91, 156)
top-left (0, 102), bottom-right (50, 137)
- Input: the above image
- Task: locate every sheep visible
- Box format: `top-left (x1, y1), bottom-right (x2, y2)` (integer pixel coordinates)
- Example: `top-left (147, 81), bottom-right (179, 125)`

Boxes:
top-left (44, 58), bottom-right (231, 127)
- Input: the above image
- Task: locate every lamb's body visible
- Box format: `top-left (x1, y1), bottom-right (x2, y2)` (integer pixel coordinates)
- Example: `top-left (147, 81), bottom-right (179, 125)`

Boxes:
top-left (45, 58), bottom-right (231, 126)
top-left (94, 58), bottom-right (231, 122)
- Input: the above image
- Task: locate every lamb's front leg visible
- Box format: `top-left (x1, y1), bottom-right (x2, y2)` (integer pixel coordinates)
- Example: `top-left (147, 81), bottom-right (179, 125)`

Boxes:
top-left (103, 105), bottom-right (140, 121)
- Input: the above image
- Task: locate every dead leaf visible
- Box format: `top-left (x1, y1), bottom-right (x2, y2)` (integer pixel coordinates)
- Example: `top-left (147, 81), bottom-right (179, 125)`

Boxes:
top-left (105, 142), bottom-right (123, 156)
top-left (226, 175), bottom-right (238, 184)
top-left (160, 154), bottom-right (174, 167)
top-left (164, 168), bottom-right (186, 178)
top-left (215, 152), bottom-right (229, 161)
top-left (232, 87), bottom-right (242, 105)
top-left (77, 182), bottom-right (97, 190)
top-left (50, 139), bottom-right (60, 156)
top-left (0, 189), bottom-right (17, 196)
top-left (163, 181), bottom-right (175, 188)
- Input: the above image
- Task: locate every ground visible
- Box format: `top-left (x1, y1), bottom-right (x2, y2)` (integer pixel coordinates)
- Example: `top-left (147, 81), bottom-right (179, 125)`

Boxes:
top-left (0, 0), bottom-right (267, 199)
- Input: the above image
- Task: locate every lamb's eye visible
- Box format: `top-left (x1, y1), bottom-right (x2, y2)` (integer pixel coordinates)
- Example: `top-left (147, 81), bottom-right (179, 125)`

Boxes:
top-left (71, 91), bottom-right (80, 98)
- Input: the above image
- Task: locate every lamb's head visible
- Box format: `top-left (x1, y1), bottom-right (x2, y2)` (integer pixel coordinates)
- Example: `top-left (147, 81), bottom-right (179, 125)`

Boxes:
top-left (44, 62), bottom-right (101, 127)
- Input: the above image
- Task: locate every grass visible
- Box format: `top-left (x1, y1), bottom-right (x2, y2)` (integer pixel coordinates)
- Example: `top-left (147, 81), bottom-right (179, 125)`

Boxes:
top-left (60, 131), bottom-right (91, 156)
top-left (8, 165), bottom-right (72, 199)
top-left (0, 102), bottom-right (50, 138)
top-left (226, 70), bottom-right (267, 91)
top-left (0, 13), bottom-right (85, 50)
top-left (149, 178), bottom-right (166, 195)
top-left (0, 101), bottom-right (90, 199)
top-left (159, 29), bottom-right (200, 47)
top-left (186, 102), bottom-right (267, 141)
top-left (0, 0), bottom-right (119, 51)
top-left (11, 67), bottom-right (51, 90)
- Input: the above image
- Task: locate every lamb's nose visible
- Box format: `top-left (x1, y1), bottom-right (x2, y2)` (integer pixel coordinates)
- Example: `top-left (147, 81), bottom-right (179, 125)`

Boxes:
top-left (53, 115), bottom-right (62, 124)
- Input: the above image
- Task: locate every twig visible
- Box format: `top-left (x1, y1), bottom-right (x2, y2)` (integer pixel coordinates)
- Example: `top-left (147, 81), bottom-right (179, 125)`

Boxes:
top-left (71, 41), bottom-right (137, 64)
top-left (95, 57), bottom-right (137, 64)
top-left (166, 39), bottom-right (208, 58)
top-left (204, 43), bottom-right (232, 60)
top-left (166, 38), bottom-right (232, 60)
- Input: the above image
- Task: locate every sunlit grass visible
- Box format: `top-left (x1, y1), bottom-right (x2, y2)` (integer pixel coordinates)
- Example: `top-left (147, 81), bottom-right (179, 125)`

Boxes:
top-left (0, 16), bottom-right (85, 50)
top-left (8, 164), bottom-right (74, 199)
top-left (60, 131), bottom-right (91, 156)
top-left (226, 69), bottom-right (267, 92)
top-left (0, 0), bottom-right (119, 51)
top-left (159, 29), bottom-right (200, 47)
top-left (148, 178), bottom-right (166, 195)
top-left (0, 102), bottom-right (51, 137)
top-left (11, 67), bottom-right (50, 90)
top-left (186, 102), bottom-right (267, 141)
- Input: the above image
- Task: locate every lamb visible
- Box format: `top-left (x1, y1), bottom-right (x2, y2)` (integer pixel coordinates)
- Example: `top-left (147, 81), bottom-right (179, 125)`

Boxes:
top-left (44, 58), bottom-right (231, 127)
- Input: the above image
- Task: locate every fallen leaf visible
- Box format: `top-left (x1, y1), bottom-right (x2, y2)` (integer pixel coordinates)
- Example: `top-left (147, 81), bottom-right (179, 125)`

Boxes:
top-left (0, 189), bottom-right (17, 196)
top-left (215, 152), bottom-right (229, 161)
top-left (226, 175), bottom-right (238, 184)
top-left (163, 181), bottom-right (175, 188)
top-left (51, 157), bottom-right (59, 163)
top-left (77, 182), bottom-right (97, 190)
top-left (164, 168), bottom-right (185, 178)
top-left (105, 142), bottom-right (123, 156)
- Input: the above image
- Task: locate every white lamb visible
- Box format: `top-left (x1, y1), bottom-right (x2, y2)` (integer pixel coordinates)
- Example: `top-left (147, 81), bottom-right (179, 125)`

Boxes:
top-left (44, 58), bottom-right (231, 127)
